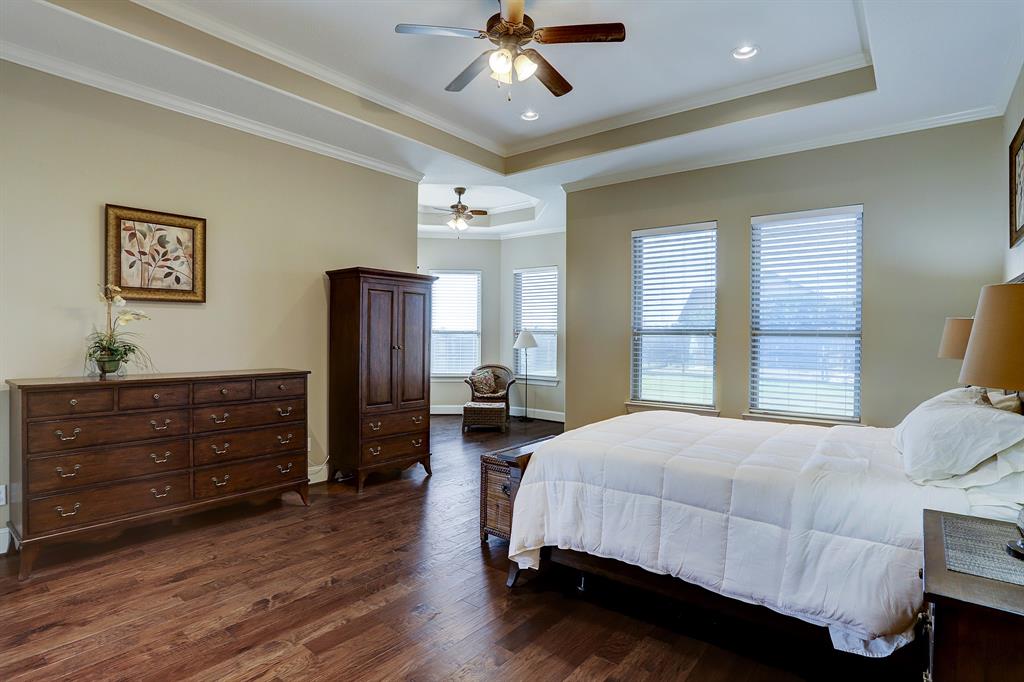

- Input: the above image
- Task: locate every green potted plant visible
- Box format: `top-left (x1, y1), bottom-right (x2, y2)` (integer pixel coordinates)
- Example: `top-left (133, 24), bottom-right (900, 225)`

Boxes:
top-left (87, 284), bottom-right (152, 377)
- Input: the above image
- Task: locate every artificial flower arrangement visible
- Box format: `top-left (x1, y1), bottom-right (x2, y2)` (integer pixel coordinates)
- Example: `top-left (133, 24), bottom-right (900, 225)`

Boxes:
top-left (86, 284), bottom-right (152, 376)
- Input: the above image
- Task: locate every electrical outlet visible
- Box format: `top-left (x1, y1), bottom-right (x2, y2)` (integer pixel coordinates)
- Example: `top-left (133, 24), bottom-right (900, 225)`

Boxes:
top-left (0, 484), bottom-right (6, 506)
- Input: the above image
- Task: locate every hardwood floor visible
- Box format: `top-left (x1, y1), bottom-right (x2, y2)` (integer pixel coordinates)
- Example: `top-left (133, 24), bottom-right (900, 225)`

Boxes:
top-left (0, 416), bottom-right (870, 681)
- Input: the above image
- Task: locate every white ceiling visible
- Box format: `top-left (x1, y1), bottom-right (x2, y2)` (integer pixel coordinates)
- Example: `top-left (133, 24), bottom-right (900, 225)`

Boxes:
top-left (2, 0), bottom-right (1023, 239)
top-left (140, 0), bottom-right (870, 153)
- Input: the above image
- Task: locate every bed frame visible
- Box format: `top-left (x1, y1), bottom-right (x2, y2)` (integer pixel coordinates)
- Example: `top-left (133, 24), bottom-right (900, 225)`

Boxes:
top-left (502, 442), bottom-right (925, 678)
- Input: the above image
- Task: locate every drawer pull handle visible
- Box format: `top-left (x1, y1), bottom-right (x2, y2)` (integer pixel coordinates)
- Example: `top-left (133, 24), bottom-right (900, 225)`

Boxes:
top-left (150, 451), bottom-right (172, 464)
top-left (501, 483), bottom-right (511, 497)
top-left (220, 388), bottom-right (229, 395)
top-left (277, 463), bottom-right (294, 474)
top-left (411, 438), bottom-right (423, 447)
top-left (150, 418), bottom-right (172, 431)
top-left (210, 443), bottom-right (230, 455)
top-left (210, 412), bottom-right (230, 424)
top-left (69, 398), bottom-right (79, 407)
top-left (276, 406), bottom-right (293, 417)
top-left (212, 475), bottom-right (230, 487)
top-left (55, 464), bottom-right (81, 478)
top-left (152, 393), bottom-right (160, 401)
top-left (369, 421), bottom-right (382, 431)
top-left (412, 416), bottom-right (424, 425)
top-left (150, 485), bottom-right (171, 499)
top-left (369, 446), bottom-right (381, 456)
top-left (278, 384), bottom-right (286, 391)
top-left (55, 502), bottom-right (81, 518)
top-left (55, 427), bottom-right (81, 441)
top-left (277, 433), bottom-right (294, 445)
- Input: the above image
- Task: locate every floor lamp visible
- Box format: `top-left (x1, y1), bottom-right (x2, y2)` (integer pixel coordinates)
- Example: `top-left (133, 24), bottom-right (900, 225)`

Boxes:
top-left (513, 330), bottom-right (538, 422)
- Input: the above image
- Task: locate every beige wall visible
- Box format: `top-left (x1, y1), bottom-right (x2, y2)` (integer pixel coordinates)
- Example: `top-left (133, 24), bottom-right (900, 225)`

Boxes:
top-left (1006, 63), bottom-right (1024, 280)
top-left (566, 119), bottom-right (1004, 429)
top-left (0, 64), bottom-right (419, 532)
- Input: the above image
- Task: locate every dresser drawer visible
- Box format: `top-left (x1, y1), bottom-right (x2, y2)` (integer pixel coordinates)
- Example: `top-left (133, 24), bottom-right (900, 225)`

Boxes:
top-left (27, 440), bottom-right (190, 494)
top-left (193, 379), bottom-right (252, 404)
top-left (194, 425), bottom-right (307, 466)
top-left (255, 376), bottom-right (305, 399)
top-left (118, 383), bottom-right (190, 410)
top-left (27, 409), bottom-right (189, 454)
top-left (192, 399), bottom-right (305, 433)
top-left (26, 388), bottom-right (115, 419)
top-left (361, 410), bottom-right (428, 439)
top-left (194, 454), bottom-right (306, 500)
top-left (28, 473), bottom-right (190, 534)
top-left (361, 431), bottom-right (429, 465)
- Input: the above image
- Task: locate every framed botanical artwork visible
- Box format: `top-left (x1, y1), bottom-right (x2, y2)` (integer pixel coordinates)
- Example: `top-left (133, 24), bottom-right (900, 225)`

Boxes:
top-left (105, 204), bottom-right (206, 302)
top-left (1012, 117), bottom-right (1024, 249)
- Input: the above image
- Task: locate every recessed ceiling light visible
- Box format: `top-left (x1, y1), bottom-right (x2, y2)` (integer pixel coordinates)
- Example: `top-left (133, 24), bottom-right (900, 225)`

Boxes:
top-left (521, 109), bottom-right (539, 121)
top-left (732, 45), bottom-right (758, 60)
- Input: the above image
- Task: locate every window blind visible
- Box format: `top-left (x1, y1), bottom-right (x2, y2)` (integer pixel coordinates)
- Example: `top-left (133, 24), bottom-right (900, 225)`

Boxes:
top-left (513, 267), bottom-right (558, 377)
top-left (631, 223), bottom-right (717, 407)
top-left (430, 270), bottom-right (481, 376)
top-left (749, 206), bottom-right (863, 420)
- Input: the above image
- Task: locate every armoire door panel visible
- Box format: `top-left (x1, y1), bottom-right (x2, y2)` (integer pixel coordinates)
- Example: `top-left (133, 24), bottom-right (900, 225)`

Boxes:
top-left (362, 283), bottom-right (398, 412)
top-left (398, 286), bottom-right (430, 410)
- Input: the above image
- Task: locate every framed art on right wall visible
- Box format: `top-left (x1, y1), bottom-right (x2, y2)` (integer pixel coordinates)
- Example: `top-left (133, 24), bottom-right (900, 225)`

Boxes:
top-left (1012, 116), bottom-right (1024, 248)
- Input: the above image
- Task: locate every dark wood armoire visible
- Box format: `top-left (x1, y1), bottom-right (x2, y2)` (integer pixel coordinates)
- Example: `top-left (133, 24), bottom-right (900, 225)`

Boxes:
top-left (326, 267), bottom-right (436, 491)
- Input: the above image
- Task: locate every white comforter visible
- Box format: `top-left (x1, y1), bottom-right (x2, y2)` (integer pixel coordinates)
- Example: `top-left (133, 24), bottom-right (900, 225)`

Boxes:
top-left (508, 411), bottom-right (973, 657)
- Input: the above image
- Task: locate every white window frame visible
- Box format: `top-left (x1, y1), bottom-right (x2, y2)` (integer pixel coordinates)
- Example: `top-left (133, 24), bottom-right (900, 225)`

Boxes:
top-left (748, 205), bottom-right (863, 422)
top-left (630, 222), bottom-right (718, 409)
top-left (429, 269), bottom-right (482, 378)
top-left (513, 266), bottom-right (559, 380)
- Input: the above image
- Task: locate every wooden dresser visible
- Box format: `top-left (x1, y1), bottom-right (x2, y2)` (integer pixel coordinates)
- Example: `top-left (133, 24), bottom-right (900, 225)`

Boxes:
top-left (6, 369), bottom-right (310, 579)
top-left (326, 267), bottom-right (435, 491)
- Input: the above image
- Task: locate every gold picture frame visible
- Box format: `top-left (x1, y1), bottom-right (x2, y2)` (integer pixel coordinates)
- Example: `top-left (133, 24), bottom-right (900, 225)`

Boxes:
top-left (105, 204), bottom-right (206, 302)
top-left (1011, 117), bottom-right (1024, 249)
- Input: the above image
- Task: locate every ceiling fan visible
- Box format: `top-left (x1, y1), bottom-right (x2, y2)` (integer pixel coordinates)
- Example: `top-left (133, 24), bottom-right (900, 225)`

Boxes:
top-left (424, 187), bottom-right (488, 232)
top-left (395, 0), bottom-right (625, 98)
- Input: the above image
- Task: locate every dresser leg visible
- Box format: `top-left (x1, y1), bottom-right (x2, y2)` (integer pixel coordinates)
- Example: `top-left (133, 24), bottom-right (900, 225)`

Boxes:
top-left (19, 544), bottom-right (41, 581)
top-left (506, 561), bottom-right (522, 588)
top-left (356, 471), bottom-right (367, 494)
top-left (297, 481), bottom-right (310, 506)
top-left (421, 456), bottom-right (432, 476)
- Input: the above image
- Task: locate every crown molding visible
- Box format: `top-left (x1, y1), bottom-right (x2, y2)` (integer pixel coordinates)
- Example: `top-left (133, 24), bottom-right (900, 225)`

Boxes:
top-left (131, 0), bottom-right (507, 156)
top-left (0, 42), bottom-right (424, 183)
top-left (563, 106), bottom-right (1000, 193)
top-left (417, 225), bottom-right (564, 240)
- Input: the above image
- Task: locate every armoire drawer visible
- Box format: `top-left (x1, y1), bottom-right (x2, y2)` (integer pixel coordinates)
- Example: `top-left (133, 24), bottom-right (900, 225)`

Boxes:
top-left (29, 473), bottom-right (190, 534)
top-left (27, 410), bottom-right (189, 454)
top-left (361, 432), bottom-right (429, 465)
top-left (192, 399), bottom-right (306, 433)
top-left (361, 410), bottom-right (428, 439)
top-left (26, 388), bottom-right (115, 419)
top-left (194, 454), bottom-right (305, 500)
top-left (193, 379), bottom-right (252, 404)
top-left (118, 383), bottom-right (190, 410)
top-left (255, 376), bottom-right (305, 398)
top-left (194, 425), bottom-right (307, 466)
top-left (27, 440), bottom-right (190, 494)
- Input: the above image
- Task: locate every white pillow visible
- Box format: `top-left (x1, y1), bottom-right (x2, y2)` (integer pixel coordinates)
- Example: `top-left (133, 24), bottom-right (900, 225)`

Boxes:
top-left (893, 388), bottom-right (1024, 482)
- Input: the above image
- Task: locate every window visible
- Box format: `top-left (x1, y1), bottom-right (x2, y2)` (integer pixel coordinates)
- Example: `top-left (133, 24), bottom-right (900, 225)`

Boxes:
top-left (513, 267), bottom-right (558, 378)
top-left (631, 223), bottom-right (717, 407)
top-left (430, 270), bottom-right (481, 376)
top-left (749, 206), bottom-right (863, 420)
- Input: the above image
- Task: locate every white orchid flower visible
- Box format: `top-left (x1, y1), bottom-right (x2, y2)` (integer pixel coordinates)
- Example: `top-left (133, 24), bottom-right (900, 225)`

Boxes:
top-left (112, 295), bottom-right (127, 308)
top-left (116, 310), bottom-right (150, 326)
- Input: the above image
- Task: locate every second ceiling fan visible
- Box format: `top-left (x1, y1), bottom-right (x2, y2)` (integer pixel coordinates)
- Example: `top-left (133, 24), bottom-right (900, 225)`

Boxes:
top-left (396, 0), bottom-right (625, 97)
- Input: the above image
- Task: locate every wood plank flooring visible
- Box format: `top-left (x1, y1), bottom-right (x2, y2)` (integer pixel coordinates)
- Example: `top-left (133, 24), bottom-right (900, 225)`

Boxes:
top-left (1, 416), bottom-right (848, 680)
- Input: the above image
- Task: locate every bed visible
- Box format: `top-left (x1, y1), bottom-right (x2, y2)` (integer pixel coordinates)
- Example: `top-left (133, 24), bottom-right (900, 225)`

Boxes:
top-left (508, 406), bottom-right (1023, 658)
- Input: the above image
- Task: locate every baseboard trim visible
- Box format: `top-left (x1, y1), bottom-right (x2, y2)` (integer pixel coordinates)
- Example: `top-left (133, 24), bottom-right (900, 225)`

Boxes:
top-left (431, 404), bottom-right (565, 423)
top-left (0, 528), bottom-right (10, 554)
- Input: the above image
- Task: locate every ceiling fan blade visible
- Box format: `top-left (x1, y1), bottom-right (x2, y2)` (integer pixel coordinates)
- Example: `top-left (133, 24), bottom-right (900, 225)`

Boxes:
top-left (469, 210), bottom-right (488, 216)
top-left (395, 24), bottom-right (486, 39)
top-left (500, 0), bottom-right (525, 25)
top-left (533, 23), bottom-right (626, 44)
top-left (445, 51), bottom-right (492, 92)
top-left (521, 49), bottom-right (573, 97)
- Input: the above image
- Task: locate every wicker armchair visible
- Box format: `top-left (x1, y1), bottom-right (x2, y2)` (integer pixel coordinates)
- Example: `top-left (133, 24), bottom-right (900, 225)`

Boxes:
top-left (463, 365), bottom-right (516, 431)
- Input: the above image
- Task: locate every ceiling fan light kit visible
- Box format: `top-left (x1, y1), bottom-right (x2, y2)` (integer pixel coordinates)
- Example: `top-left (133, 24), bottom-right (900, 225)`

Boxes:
top-left (395, 0), bottom-right (625, 99)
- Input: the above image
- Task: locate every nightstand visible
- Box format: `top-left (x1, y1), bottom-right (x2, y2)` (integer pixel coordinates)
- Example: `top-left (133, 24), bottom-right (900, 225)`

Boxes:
top-left (479, 437), bottom-right (553, 544)
top-left (922, 509), bottom-right (1024, 682)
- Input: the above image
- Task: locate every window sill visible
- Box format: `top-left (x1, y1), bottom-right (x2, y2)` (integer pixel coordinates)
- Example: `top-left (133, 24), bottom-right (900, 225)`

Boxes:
top-left (741, 412), bottom-right (862, 428)
top-left (625, 401), bottom-right (720, 417)
top-left (514, 375), bottom-right (560, 387)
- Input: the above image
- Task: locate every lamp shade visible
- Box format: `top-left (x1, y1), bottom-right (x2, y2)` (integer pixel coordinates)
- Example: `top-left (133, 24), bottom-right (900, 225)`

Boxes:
top-left (513, 330), bottom-right (538, 350)
top-left (937, 317), bottom-right (973, 359)
top-left (959, 284), bottom-right (1024, 390)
